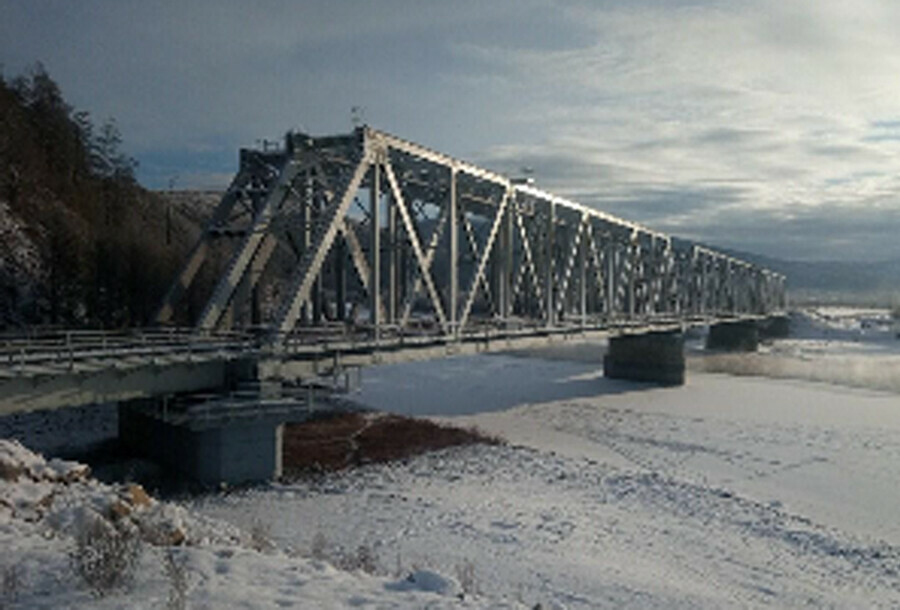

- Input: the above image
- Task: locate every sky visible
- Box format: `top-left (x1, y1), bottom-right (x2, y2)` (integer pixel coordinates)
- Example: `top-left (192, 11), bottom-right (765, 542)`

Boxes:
top-left (3, 0), bottom-right (900, 262)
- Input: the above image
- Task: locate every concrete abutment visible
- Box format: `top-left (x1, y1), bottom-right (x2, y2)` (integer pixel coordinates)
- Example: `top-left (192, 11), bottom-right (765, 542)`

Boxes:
top-left (604, 331), bottom-right (685, 386)
top-left (706, 320), bottom-right (760, 352)
top-left (118, 397), bottom-right (286, 486)
top-left (759, 314), bottom-right (791, 339)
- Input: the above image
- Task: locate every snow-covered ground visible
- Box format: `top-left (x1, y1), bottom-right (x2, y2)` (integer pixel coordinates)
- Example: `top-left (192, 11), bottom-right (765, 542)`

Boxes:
top-left (192, 307), bottom-right (900, 608)
top-left (4, 307), bottom-right (900, 608)
top-left (0, 440), bottom-right (521, 608)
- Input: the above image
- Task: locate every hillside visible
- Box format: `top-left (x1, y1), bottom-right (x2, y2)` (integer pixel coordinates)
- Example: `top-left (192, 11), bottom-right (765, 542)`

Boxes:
top-left (0, 65), bottom-right (197, 329)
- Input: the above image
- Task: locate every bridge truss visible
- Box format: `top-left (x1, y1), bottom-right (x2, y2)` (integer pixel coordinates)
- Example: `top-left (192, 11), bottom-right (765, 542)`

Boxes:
top-left (156, 127), bottom-right (786, 345)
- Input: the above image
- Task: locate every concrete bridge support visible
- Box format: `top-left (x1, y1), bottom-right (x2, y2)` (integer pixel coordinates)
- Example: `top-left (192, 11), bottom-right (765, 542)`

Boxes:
top-left (759, 314), bottom-right (791, 339)
top-left (604, 331), bottom-right (685, 386)
top-left (706, 320), bottom-right (759, 351)
top-left (118, 401), bottom-right (284, 485)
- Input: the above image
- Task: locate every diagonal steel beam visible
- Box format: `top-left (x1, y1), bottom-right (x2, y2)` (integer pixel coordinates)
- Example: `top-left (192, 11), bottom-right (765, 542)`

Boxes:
top-left (458, 190), bottom-right (510, 332)
top-left (197, 160), bottom-right (305, 330)
top-left (514, 210), bottom-right (545, 314)
top-left (584, 228), bottom-right (607, 312)
top-left (555, 216), bottom-right (586, 315)
top-left (399, 197), bottom-right (449, 328)
top-left (271, 156), bottom-right (371, 336)
top-left (460, 208), bottom-right (494, 309)
top-left (383, 159), bottom-right (449, 331)
top-left (339, 219), bottom-right (387, 322)
top-left (154, 171), bottom-right (251, 324)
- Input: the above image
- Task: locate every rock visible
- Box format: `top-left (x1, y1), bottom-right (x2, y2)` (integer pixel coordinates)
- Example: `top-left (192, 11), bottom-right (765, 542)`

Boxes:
top-left (36, 491), bottom-right (55, 511)
top-left (140, 522), bottom-right (187, 546)
top-left (169, 526), bottom-right (187, 546)
top-left (0, 460), bottom-right (24, 482)
top-left (46, 458), bottom-right (90, 483)
top-left (122, 483), bottom-right (152, 508)
top-left (109, 499), bottom-right (132, 520)
top-left (389, 570), bottom-right (462, 597)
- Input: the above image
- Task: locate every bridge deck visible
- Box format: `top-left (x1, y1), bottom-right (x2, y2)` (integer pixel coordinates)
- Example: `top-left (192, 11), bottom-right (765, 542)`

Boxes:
top-left (0, 314), bottom-right (772, 415)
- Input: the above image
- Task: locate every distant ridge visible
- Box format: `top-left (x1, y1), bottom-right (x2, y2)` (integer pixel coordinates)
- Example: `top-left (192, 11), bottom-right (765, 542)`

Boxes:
top-left (709, 245), bottom-right (900, 304)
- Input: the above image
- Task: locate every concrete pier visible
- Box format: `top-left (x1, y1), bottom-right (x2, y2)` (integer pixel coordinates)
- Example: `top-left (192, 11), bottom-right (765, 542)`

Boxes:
top-left (119, 400), bottom-right (286, 485)
top-left (759, 315), bottom-right (791, 339)
top-left (706, 320), bottom-right (759, 351)
top-left (604, 331), bottom-right (685, 385)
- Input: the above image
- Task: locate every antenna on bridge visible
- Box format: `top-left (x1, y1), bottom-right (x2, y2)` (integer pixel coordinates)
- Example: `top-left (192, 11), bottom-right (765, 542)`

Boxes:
top-left (351, 106), bottom-right (365, 128)
top-left (512, 166), bottom-right (535, 186)
top-left (166, 174), bottom-right (178, 246)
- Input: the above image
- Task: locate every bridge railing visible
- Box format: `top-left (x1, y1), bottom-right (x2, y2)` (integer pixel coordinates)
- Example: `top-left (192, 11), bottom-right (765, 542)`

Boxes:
top-left (0, 327), bottom-right (259, 373)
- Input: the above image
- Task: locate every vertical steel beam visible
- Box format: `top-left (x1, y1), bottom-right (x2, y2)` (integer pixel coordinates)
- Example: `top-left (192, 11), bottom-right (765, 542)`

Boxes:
top-left (700, 250), bottom-right (707, 316)
top-left (580, 223), bottom-right (587, 327)
top-left (301, 167), bottom-right (312, 325)
top-left (449, 166), bottom-right (458, 337)
top-left (606, 238), bottom-right (616, 318)
top-left (628, 232), bottom-right (637, 319)
top-left (545, 202), bottom-right (555, 327)
top-left (370, 163), bottom-right (381, 339)
top-left (503, 201), bottom-right (514, 321)
top-left (335, 238), bottom-right (346, 320)
top-left (388, 191), bottom-right (397, 323)
top-left (312, 176), bottom-right (324, 325)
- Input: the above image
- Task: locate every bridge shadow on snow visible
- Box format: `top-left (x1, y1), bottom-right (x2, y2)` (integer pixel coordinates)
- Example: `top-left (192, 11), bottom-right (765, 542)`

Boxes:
top-left (352, 353), bottom-right (653, 417)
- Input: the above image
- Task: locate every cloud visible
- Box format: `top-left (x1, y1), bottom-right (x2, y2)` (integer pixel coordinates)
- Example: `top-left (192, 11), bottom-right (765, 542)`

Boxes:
top-left (3, 0), bottom-right (900, 261)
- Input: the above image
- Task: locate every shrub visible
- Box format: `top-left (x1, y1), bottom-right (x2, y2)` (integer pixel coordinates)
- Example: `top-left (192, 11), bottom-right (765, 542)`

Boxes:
top-left (70, 516), bottom-right (142, 597)
top-left (162, 548), bottom-right (189, 610)
top-left (337, 544), bottom-right (379, 574)
top-left (455, 559), bottom-right (478, 596)
top-left (310, 532), bottom-right (328, 561)
top-left (0, 563), bottom-right (23, 609)
top-left (249, 520), bottom-right (274, 553)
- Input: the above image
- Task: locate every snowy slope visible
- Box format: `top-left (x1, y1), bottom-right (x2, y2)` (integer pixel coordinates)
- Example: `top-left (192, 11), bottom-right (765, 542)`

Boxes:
top-left (0, 440), bottom-right (523, 609)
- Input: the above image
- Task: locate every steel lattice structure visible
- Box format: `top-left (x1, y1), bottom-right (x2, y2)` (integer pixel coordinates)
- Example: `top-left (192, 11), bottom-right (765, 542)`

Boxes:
top-left (155, 127), bottom-right (786, 344)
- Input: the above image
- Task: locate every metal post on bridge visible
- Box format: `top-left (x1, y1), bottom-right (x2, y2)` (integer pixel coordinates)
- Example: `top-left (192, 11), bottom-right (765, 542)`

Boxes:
top-left (545, 200), bottom-right (555, 328)
top-left (370, 161), bottom-right (381, 343)
top-left (449, 164), bottom-right (458, 339)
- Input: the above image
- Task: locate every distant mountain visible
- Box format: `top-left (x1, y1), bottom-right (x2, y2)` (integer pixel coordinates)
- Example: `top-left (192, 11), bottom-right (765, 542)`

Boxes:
top-left (711, 245), bottom-right (900, 305)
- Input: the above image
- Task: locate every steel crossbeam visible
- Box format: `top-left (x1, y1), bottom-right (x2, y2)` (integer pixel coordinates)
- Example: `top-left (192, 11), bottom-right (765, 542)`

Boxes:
top-left (154, 126), bottom-right (786, 345)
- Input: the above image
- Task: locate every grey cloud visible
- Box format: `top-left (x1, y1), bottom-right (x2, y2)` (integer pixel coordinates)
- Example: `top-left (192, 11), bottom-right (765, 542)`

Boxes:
top-left (672, 201), bottom-right (900, 261)
top-left (5, 0), bottom-right (900, 263)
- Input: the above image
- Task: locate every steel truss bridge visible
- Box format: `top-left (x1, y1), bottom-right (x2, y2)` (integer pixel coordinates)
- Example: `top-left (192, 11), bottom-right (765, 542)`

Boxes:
top-left (1, 127), bottom-right (786, 414)
top-left (158, 126), bottom-right (786, 340)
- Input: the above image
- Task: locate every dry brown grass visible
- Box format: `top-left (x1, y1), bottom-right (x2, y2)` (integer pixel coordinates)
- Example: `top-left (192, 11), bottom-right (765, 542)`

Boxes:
top-left (282, 412), bottom-right (501, 476)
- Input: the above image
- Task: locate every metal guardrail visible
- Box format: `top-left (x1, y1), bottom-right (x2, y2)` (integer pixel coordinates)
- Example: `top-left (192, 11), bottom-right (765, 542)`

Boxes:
top-left (0, 328), bottom-right (256, 375)
top-left (0, 311), bottom-right (766, 378)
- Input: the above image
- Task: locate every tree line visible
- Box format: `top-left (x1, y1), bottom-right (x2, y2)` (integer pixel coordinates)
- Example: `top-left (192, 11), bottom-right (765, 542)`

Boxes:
top-left (0, 64), bottom-right (196, 330)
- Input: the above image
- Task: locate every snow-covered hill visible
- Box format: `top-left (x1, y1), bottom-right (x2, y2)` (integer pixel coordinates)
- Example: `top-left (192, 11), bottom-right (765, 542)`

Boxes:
top-left (0, 440), bottom-right (523, 608)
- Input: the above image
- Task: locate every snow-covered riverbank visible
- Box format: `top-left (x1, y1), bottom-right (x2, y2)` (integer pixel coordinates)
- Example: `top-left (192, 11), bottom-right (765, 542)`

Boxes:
top-left (192, 307), bottom-right (900, 607)
top-left (4, 308), bottom-right (900, 607)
